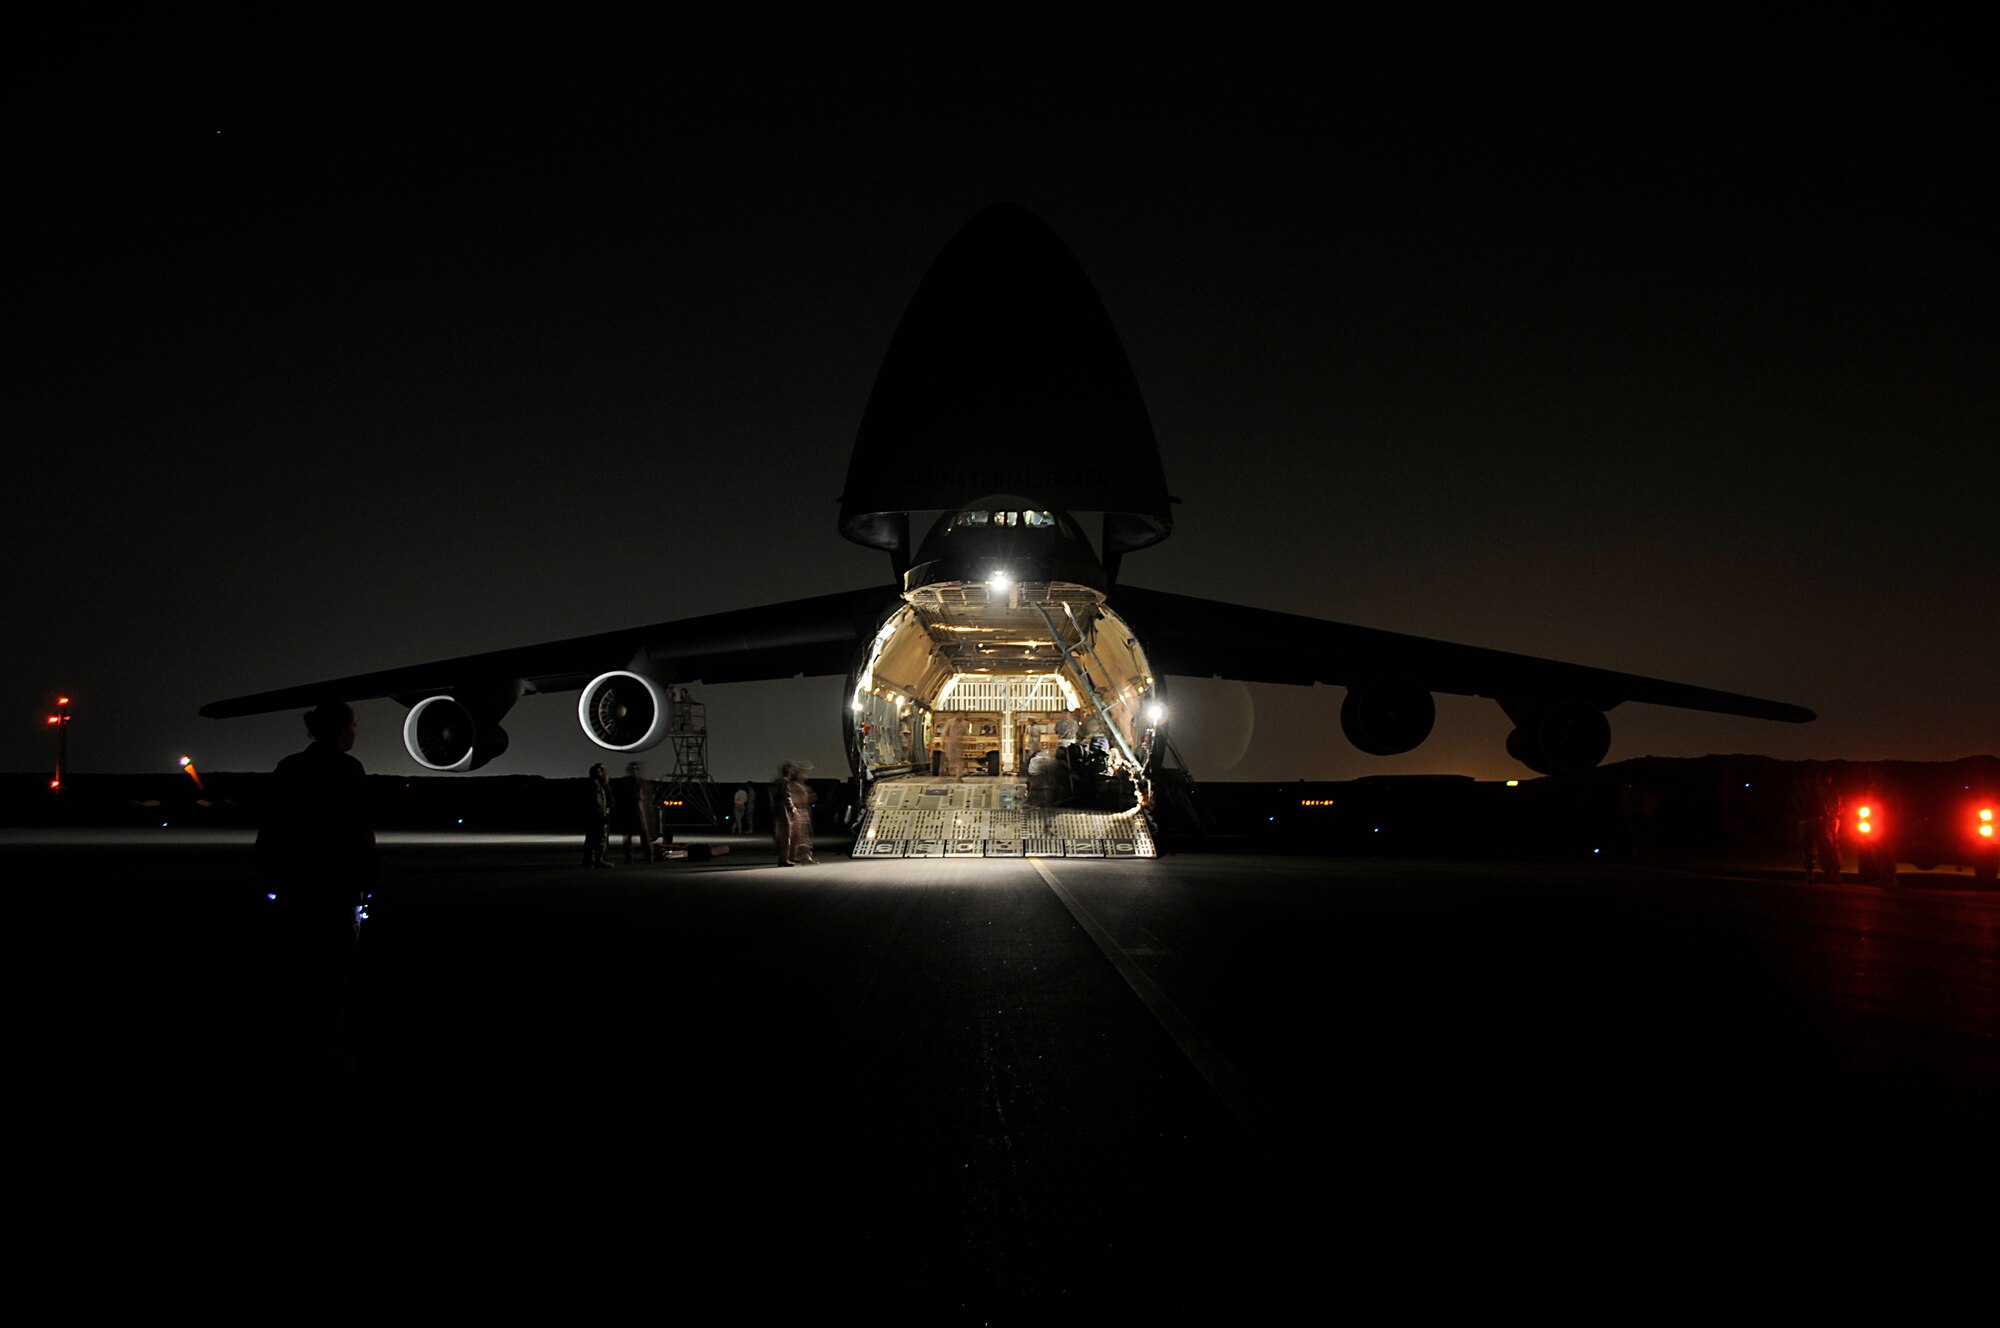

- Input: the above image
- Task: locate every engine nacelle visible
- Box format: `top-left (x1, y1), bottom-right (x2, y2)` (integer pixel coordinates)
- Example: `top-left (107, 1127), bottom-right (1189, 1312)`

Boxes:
top-left (403, 695), bottom-right (511, 772)
top-left (1504, 699), bottom-right (1612, 775)
top-left (578, 670), bottom-right (669, 752)
top-left (1339, 676), bottom-right (1436, 756)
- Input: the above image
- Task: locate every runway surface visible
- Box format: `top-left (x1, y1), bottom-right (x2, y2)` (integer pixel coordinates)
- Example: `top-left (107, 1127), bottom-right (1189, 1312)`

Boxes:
top-left (15, 831), bottom-right (1997, 1321)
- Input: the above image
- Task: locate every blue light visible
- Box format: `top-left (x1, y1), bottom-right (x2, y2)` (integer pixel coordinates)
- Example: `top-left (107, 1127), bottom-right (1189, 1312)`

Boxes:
top-left (1593, 848), bottom-right (1601, 855)
top-left (160, 822), bottom-right (169, 828)
top-left (266, 892), bottom-right (277, 901)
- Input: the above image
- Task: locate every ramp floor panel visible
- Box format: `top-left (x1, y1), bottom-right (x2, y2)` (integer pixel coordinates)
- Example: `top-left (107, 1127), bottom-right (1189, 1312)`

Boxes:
top-left (851, 775), bottom-right (1156, 859)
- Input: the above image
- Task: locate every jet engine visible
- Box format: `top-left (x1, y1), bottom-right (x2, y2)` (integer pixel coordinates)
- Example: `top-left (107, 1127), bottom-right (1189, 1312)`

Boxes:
top-left (1503, 698), bottom-right (1612, 775)
top-left (578, 670), bottom-right (669, 752)
top-left (402, 695), bottom-right (512, 772)
top-left (1339, 676), bottom-right (1436, 756)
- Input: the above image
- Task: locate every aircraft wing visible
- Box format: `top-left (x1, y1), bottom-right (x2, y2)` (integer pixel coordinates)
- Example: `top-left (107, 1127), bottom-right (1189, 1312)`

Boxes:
top-left (1114, 585), bottom-right (1815, 723)
top-left (201, 585), bottom-right (897, 718)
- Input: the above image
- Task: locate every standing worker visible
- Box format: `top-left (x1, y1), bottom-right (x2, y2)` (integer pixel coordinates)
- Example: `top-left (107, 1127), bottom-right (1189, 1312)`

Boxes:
top-left (732, 783), bottom-right (755, 835)
top-left (772, 761), bottom-right (817, 866)
top-left (622, 761), bottom-right (658, 863)
top-left (255, 700), bottom-right (381, 1073)
top-left (584, 763), bottom-right (613, 867)
top-left (1790, 769), bottom-right (1842, 885)
top-left (1056, 709), bottom-right (1080, 746)
top-left (941, 714), bottom-right (966, 779)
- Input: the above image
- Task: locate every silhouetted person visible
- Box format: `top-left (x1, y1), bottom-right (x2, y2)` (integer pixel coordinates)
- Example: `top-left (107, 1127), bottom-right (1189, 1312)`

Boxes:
top-left (732, 783), bottom-right (755, 835)
top-left (773, 761), bottom-right (816, 865)
top-left (620, 761), bottom-right (657, 863)
top-left (1027, 746), bottom-right (1061, 807)
top-left (1790, 771), bottom-right (1842, 884)
top-left (255, 700), bottom-right (380, 1073)
top-left (584, 763), bottom-right (613, 867)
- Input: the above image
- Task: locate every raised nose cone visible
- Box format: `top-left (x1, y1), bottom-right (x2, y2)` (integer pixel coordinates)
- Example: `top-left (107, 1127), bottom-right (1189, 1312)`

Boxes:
top-left (840, 205), bottom-right (1172, 559)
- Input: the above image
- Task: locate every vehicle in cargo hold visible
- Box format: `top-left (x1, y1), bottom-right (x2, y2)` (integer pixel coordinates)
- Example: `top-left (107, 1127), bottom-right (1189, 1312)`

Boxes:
top-left (203, 205), bottom-right (1814, 849)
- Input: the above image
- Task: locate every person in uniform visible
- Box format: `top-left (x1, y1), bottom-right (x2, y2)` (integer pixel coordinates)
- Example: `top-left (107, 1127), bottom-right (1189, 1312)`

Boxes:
top-left (255, 700), bottom-right (380, 1072)
top-left (1056, 709), bottom-right (1080, 746)
top-left (772, 761), bottom-right (817, 865)
top-left (622, 761), bottom-right (657, 863)
top-left (584, 763), bottom-right (613, 867)
top-left (941, 714), bottom-right (967, 778)
top-left (1027, 746), bottom-right (1061, 807)
top-left (1790, 770), bottom-right (1842, 884)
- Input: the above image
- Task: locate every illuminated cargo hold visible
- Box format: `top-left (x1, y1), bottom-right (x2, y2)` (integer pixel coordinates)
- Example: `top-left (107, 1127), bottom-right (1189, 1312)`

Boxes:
top-left (843, 502), bottom-right (1164, 858)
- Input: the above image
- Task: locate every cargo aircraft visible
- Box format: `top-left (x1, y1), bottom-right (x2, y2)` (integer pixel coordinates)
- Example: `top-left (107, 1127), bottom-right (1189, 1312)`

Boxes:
top-left (205, 205), bottom-right (1813, 855)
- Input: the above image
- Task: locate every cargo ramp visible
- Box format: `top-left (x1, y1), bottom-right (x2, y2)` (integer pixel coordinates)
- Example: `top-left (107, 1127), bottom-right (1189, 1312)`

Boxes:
top-left (852, 775), bottom-right (1156, 859)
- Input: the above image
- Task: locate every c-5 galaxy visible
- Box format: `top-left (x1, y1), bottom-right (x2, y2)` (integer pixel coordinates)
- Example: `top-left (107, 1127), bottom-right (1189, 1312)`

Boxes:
top-left (206, 205), bottom-right (1814, 858)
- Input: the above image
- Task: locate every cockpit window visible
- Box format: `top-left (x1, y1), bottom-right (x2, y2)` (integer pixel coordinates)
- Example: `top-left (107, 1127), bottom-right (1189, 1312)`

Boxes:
top-left (950, 509), bottom-right (1056, 531)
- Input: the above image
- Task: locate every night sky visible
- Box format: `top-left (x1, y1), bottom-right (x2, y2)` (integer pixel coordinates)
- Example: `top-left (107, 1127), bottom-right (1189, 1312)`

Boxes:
top-left (13, 16), bottom-right (1993, 784)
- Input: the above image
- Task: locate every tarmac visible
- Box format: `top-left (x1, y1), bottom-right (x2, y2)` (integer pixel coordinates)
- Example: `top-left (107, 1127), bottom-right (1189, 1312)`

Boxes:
top-left (13, 828), bottom-right (1997, 1322)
